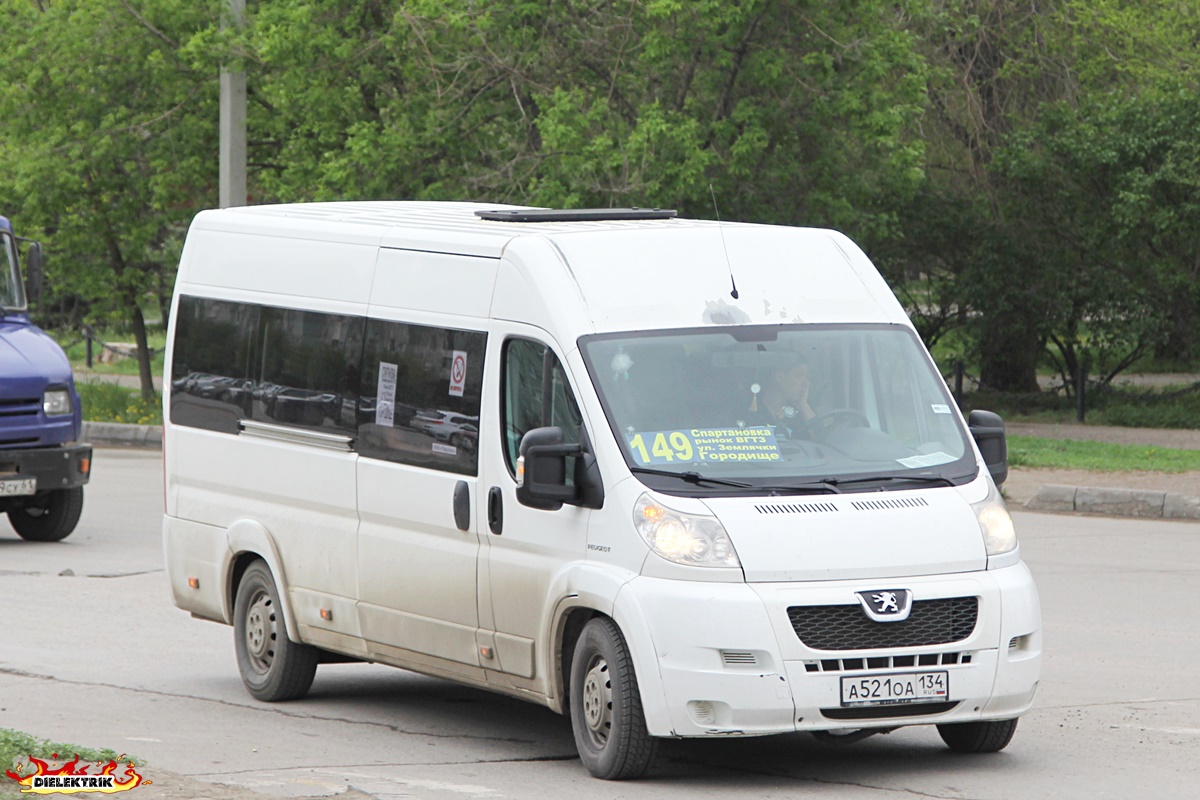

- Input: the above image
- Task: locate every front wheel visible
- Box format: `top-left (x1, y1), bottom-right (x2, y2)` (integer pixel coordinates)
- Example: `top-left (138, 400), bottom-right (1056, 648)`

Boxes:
top-left (569, 617), bottom-right (658, 780)
top-left (937, 718), bottom-right (1019, 753)
top-left (8, 487), bottom-right (84, 542)
top-left (233, 560), bottom-right (318, 701)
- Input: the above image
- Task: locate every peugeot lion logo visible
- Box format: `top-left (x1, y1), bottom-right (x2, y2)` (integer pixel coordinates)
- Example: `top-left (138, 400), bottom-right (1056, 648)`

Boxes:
top-left (855, 589), bottom-right (913, 622)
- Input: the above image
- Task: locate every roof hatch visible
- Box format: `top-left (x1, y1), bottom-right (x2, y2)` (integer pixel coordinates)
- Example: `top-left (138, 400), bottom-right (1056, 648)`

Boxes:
top-left (474, 208), bottom-right (677, 223)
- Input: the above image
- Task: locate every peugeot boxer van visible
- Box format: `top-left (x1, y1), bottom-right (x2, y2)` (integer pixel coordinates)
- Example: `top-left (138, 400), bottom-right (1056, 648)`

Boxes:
top-left (163, 202), bottom-right (1040, 780)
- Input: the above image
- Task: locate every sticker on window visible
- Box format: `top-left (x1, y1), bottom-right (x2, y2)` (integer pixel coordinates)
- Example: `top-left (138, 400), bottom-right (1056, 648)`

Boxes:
top-left (376, 362), bottom-right (398, 427)
top-left (432, 442), bottom-right (457, 456)
top-left (896, 452), bottom-right (957, 469)
top-left (625, 428), bottom-right (782, 465)
top-left (449, 350), bottom-right (468, 397)
top-left (931, 404), bottom-right (952, 415)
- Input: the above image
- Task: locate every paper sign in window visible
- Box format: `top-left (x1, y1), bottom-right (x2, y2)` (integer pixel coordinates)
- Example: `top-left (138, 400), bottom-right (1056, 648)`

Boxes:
top-left (376, 362), bottom-right (398, 427)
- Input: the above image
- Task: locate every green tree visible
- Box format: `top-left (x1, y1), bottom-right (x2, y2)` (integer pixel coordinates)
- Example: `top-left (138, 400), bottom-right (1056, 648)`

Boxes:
top-left (0, 0), bottom-right (219, 399)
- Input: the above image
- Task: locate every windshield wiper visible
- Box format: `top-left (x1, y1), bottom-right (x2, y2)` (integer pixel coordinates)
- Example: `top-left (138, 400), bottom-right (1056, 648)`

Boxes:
top-left (820, 475), bottom-right (959, 488)
top-left (630, 467), bottom-right (753, 488)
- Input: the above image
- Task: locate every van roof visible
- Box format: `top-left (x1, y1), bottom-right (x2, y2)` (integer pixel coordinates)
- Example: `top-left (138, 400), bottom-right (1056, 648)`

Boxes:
top-left (188, 201), bottom-right (911, 335)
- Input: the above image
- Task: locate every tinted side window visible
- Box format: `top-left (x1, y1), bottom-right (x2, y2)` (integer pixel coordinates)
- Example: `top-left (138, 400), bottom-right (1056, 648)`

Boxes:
top-left (502, 338), bottom-right (582, 474)
top-left (256, 306), bottom-right (362, 434)
top-left (358, 319), bottom-right (486, 476)
top-left (170, 295), bottom-right (363, 436)
top-left (170, 296), bottom-right (260, 434)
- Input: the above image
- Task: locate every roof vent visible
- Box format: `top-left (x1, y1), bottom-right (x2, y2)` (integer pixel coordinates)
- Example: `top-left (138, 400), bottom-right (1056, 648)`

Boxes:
top-left (474, 207), bottom-right (677, 223)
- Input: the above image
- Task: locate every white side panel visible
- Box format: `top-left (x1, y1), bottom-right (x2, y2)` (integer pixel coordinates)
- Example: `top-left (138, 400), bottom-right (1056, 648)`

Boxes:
top-left (371, 249), bottom-right (499, 318)
top-left (178, 225), bottom-right (377, 306)
top-left (168, 426), bottom-right (360, 614)
top-left (356, 459), bottom-right (481, 666)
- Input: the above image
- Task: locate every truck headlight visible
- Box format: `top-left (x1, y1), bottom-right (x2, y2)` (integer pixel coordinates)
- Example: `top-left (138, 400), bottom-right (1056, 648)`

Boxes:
top-left (634, 493), bottom-right (740, 568)
top-left (971, 480), bottom-right (1017, 556)
top-left (43, 389), bottom-right (72, 416)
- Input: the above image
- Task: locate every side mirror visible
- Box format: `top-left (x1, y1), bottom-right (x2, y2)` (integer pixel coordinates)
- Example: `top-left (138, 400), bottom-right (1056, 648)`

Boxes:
top-left (24, 241), bottom-right (43, 303)
top-left (516, 427), bottom-right (577, 510)
top-left (515, 426), bottom-right (605, 511)
top-left (968, 409), bottom-right (1008, 487)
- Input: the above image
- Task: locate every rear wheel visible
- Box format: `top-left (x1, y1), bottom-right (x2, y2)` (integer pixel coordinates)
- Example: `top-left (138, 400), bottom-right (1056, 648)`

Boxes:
top-left (233, 560), bottom-right (318, 701)
top-left (569, 617), bottom-right (658, 780)
top-left (937, 718), bottom-right (1019, 753)
top-left (8, 488), bottom-right (84, 542)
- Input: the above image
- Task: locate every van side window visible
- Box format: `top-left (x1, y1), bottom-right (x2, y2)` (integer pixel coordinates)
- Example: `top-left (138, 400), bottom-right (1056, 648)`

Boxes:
top-left (170, 295), bottom-right (363, 436)
top-left (255, 306), bottom-right (363, 434)
top-left (502, 338), bottom-right (582, 474)
top-left (358, 319), bottom-right (486, 476)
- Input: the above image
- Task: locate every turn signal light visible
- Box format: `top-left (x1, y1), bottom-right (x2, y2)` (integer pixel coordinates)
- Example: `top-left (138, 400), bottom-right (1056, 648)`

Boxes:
top-left (187, 577), bottom-right (200, 589)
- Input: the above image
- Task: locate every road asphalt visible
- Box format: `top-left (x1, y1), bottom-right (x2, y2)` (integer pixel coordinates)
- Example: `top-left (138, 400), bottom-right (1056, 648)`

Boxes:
top-left (77, 418), bottom-right (1200, 520)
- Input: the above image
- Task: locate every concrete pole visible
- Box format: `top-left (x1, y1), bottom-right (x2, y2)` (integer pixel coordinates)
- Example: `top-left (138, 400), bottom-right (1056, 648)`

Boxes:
top-left (219, 0), bottom-right (247, 208)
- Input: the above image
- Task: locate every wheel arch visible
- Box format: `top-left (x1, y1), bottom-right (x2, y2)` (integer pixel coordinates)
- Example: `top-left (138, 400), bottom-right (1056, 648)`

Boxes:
top-left (223, 519), bottom-right (302, 644)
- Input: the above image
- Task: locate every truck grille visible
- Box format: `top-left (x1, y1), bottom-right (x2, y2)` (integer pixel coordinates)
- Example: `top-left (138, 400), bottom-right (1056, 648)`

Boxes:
top-left (787, 597), bottom-right (978, 651)
top-left (0, 397), bottom-right (40, 418)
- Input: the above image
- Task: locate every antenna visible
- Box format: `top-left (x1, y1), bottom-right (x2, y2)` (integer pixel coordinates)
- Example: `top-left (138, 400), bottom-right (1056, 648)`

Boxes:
top-left (710, 183), bottom-right (739, 299)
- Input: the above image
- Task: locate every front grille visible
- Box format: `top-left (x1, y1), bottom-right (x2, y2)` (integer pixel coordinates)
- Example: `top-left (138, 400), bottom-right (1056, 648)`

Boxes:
top-left (788, 597), bottom-right (978, 650)
top-left (803, 651), bottom-right (972, 673)
top-left (0, 397), bottom-right (40, 417)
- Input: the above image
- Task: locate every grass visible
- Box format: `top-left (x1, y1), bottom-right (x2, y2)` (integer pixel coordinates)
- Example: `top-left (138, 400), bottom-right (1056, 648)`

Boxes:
top-left (1008, 436), bottom-right (1200, 473)
top-left (1, 728), bottom-right (138, 800)
top-left (77, 381), bottom-right (162, 426)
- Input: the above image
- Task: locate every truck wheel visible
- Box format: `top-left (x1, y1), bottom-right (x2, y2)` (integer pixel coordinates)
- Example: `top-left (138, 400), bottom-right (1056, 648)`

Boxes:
top-left (233, 560), bottom-right (318, 701)
top-left (937, 718), bottom-right (1019, 753)
top-left (8, 488), bottom-right (84, 542)
top-left (569, 617), bottom-right (657, 780)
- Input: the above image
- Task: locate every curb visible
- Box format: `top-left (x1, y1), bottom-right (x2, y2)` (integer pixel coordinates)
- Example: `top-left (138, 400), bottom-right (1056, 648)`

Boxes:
top-left (82, 421), bottom-right (162, 449)
top-left (1026, 484), bottom-right (1200, 521)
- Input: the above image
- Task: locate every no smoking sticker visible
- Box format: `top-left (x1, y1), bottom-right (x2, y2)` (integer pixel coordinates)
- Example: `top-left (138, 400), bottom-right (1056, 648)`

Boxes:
top-left (449, 350), bottom-right (467, 397)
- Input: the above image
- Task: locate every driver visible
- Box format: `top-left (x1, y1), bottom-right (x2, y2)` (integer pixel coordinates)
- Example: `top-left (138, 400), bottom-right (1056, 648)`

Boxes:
top-left (745, 354), bottom-right (816, 437)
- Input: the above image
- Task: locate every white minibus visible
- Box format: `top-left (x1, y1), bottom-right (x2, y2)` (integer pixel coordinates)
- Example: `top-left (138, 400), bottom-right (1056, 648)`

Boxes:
top-left (163, 202), bottom-right (1040, 779)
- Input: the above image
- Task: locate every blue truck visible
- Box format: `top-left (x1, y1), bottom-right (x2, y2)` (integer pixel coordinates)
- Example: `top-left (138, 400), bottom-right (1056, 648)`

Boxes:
top-left (0, 216), bottom-right (91, 541)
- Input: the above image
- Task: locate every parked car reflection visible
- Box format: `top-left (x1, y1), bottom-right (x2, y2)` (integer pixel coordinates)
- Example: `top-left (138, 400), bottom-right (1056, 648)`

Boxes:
top-left (410, 409), bottom-right (479, 452)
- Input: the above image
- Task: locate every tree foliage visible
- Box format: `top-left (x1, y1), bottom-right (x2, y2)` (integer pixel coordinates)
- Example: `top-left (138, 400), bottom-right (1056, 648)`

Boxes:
top-left (1, 0), bottom-right (1199, 396)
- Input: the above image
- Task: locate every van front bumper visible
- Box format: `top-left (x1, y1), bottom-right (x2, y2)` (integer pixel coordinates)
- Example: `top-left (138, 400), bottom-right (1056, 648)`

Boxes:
top-left (615, 562), bottom-right (1041, 738)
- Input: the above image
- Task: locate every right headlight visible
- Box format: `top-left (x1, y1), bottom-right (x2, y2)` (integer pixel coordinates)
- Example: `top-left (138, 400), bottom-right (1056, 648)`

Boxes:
top-left (43, 388), bottom-right (72, 416)
top-left (971, 479), bottom-right (1017, 556)
top-left (634, 493), bottom-right (740, 568)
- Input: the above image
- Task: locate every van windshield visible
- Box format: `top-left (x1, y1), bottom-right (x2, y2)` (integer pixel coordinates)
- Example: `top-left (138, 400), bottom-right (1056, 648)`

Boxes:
top-left (579, 325), bottom-right (976, 493)
top-left (0, 234), bottom-right (24, 311)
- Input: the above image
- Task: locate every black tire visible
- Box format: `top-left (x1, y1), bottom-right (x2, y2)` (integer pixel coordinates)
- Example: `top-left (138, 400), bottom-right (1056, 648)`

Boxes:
top-left (569, 617), bottom-right (658, 780)
top-left (8, 487), bottom-right (84, 542)
top-left (233, 560), bottom-right (318, 701)
top-left (937, 718), bottom-right (1019, 753)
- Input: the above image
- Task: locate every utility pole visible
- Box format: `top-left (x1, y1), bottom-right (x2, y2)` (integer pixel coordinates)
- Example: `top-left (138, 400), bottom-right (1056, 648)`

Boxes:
top-left (219, 0), bottom-right (247, 209)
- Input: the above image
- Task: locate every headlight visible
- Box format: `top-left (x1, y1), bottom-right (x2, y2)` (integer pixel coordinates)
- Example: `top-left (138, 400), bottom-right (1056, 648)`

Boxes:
top-left (43, 389), bottom-right (72, 416)
top-left (971, 479), bottom-right (1017, 556)
top-left (634, 493), bottom-right (740, 568)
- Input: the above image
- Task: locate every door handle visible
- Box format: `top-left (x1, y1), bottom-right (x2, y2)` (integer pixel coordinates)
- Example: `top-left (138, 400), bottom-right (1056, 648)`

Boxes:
top-left (487, 486), bottom-right (503, 535)
top-left (452, 480), bottom-right (470, 532)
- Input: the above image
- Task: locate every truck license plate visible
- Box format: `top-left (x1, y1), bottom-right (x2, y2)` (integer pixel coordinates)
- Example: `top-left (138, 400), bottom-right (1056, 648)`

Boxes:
top-left (0, 477), bottom-right (37, 497)
top-left (841, 671), bottom-right (949, 706)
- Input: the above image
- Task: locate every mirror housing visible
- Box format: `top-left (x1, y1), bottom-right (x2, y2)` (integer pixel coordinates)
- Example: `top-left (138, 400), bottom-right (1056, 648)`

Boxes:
top-left (24, 241), bottom-right (43, 304)
top-left (968, 409), bottom-right (1008, 487)
top-left (515, 426), bottom-right (604, 510)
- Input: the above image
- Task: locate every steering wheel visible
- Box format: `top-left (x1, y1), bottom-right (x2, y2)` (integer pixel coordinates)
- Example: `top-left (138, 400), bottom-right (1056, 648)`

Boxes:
top-left (797, 408), bottom-right (870, 440)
